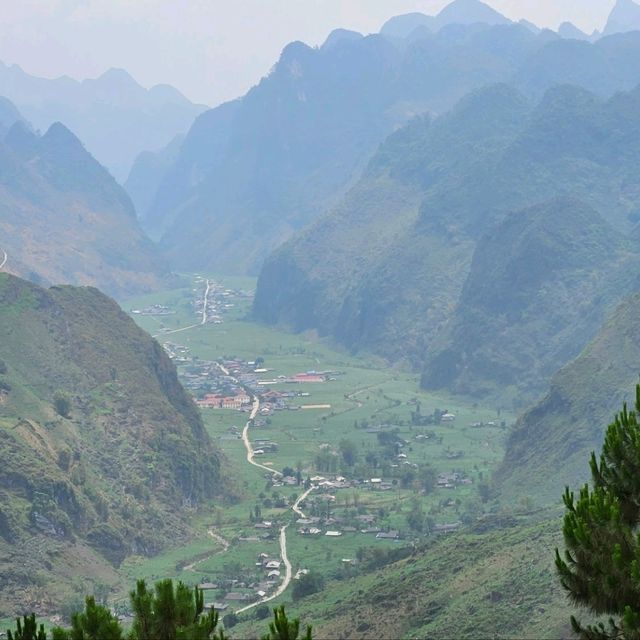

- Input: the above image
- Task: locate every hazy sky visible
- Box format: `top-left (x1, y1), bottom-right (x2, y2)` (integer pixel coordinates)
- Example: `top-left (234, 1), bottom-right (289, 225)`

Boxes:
top-left (0, 0), bottom-right (617, 106)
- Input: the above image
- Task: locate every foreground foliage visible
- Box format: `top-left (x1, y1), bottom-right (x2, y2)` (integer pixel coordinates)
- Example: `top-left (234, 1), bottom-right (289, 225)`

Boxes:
top-left (556, 384), bottom-right (640, 639)
top-left (5, 580), bottom-right (311, 640)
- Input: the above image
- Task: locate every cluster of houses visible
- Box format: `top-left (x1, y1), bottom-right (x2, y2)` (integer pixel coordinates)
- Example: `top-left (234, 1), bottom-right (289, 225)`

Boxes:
top-left (193, 278), bottom-right (251, 326)
top-left (130, 303), bottom-right (175, 316)
top-left (437, 472), bottom-right (473, 489)
top-left (196, 392), bottom-right (251, 410)
top-left (295, 512), bottom-right (402, 541)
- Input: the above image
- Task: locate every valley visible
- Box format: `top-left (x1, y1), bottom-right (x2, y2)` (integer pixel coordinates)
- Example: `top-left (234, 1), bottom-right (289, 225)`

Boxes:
top-left (117, 275), bottom-right (517, 632)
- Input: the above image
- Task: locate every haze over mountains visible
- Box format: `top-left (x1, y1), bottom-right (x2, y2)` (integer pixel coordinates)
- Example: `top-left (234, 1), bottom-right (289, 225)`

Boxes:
top-left (133, 0), bottom-right (640, 277)
top-left (0, 63), bottom-right (206, 182)
top-left (254, 82), bottom-right (640, 405)
top-left (5, 0), bottom-right (640, 635)
top-left (0, 100), bottom-right (168, 297)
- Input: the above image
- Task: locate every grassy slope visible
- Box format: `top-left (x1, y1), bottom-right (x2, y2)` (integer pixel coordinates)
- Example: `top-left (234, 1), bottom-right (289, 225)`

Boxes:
top-left (232, 513), bottom-right (572, 640)
top-left (496, 292), bottom-right (640, 504)
top-left (0, 273), bottom-right (221, 616)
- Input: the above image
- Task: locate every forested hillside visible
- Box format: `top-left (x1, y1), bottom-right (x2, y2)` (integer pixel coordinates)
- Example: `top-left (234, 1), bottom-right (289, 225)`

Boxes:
top-left (0, 274), bottom-right (221, 615)
top-left (140, 18), bottom-right (640, 275)
top-left (495, 292), bottom-right (640, 502)
top-left (255, 83), bottom-right (640, 403)
top-left (0, 105), bottom-right (169, 297)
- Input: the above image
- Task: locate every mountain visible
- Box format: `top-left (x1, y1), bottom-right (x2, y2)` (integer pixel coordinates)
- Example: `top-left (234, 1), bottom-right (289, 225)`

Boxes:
top-left (495, 292), bottom-right (640, 504)
top-left (143, 15), bottom-right (640, 276)
top-left (603, 0), bottom-right (640, 36)
top-left (558, 22), bottom-right (591, 40)
top-left (0, 111), bottom-right (168, 297)
top-left (253, 83), bottom-right (640, 400)
top-left (380, 0), bottom-right (511, 39)
top-left (124, 133), bottom-right (185, 221)
top-left (145, 21), bottom-right (558, 272)
top-left (0, 273), bottom-right (221, 615)
top-left (0, 96), bottom-right (24, 134)
top-left (0, 64), bottom-right (206, 181)
top-left (421, 198), bottom-right (640, 402)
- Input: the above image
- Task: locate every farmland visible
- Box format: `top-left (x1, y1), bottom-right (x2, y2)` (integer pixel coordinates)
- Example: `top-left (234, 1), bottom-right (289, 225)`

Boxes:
top-left (120, 274), bottom-right (515, 625)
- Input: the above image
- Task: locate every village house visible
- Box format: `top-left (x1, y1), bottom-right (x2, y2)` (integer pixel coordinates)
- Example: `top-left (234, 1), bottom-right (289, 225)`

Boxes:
top-left (224, 593), bottom-right (253, 602)
top-left (376, 530), bottom-right (400, 540)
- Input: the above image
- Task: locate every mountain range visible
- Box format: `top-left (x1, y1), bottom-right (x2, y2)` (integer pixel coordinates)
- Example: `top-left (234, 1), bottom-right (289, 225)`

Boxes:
top-left (0, 64), bottom-right (206, 182)
top-left (0, 99), bottom-right (169, 297)
top-left (0, 273), bottom-right (221, 615)
top-left (253, 82), bottom-right (640, 405)
top-left (134, 1), bottom-right (640, 277)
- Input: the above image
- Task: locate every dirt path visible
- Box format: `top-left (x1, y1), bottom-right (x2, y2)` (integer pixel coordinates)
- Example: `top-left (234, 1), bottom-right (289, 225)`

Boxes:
top-left (201, 279), bottom-right (211, 325)
top-left (152, 279), bottom-right (209, 338)
top-left (235, 486), bottom-right (316, 614)
top-left (183, 527), bottom-right (230, 571)
top-left (0, 250), bottom-right (7, 270)
top-left (242, 397), bottom-right (283, 477)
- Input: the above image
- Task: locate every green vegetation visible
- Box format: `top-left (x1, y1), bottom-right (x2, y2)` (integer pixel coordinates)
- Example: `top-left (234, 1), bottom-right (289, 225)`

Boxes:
top-left (556, 384), bottom-right (640, 639)
top-left (5, 581), bottom-right (311, 640)
top-left (254, 83), bottom-right (640, 407)
top-left (496, 293), bottom-right (640, 504)
top-left (0, 274), bottom-right (223, 615)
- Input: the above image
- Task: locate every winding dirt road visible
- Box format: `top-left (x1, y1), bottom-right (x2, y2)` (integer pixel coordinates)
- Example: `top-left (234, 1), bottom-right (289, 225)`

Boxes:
top-left (184, 527), bottom-right (230, 572)
top-left (236, 486), bottom-right (316, 614)
top-left (242, 397), bottom-right (283, 477)
top-left (152, 279), bottom-right (210, 338)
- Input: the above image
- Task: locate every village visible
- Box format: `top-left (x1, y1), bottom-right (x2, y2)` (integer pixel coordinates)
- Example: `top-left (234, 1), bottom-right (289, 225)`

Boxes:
top-left (120, 275), bottom-right (510, 620)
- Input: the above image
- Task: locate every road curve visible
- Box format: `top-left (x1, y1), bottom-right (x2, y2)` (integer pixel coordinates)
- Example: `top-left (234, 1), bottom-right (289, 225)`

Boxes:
top-left (242, 397), bottom-right (283, 477)
top-left (152, 279), bottom-right (209, 338)
top-left (235, 485), bottom-right (316, 614)
top-left (0, 250), bottom-right (7, 270)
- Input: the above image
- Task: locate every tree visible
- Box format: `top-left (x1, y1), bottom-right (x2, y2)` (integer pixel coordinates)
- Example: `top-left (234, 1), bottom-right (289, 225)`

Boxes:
top-left (556, 385), bottom-right (640, 639)
top-left (53, 390), bottom-right (71, 418)
top-left (255, 605), bottom-right (271, 620)
top-left (56, 596), bottom-right (123, 640)
top-left (338, 439), bottom-right (357, 467)
top-left (261, 606), bottom-right (312, 640)
top-left (292, 572), bottom-right (324, 601)
top-left (418, 464), bottom-right (437, 494)
top-left (129, 579), bottom-right (224, 640)
top-left (7, 615), bottom-right (47, 640)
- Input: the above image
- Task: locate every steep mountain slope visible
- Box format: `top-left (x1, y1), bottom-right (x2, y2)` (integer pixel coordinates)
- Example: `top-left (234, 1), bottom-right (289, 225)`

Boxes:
top-left (0, 64), bottom-right (206, 181)
top-left (422, 199), bottom-right (640, 402)
top-left (143, 7), bottom-right (640, 276)
top-left (603, 0), bottom-right (640, 36)
top-left (146, 20), bottom-right (555, 273)
top-left (254, 83), bottom-right (640, 398)
top-left (124, 133), bottom-right (185, 221)
top-left (0, 97), bottom-right (24, 134)
top-left (0, 273), bottom-right (221, 615)
top-left (0, 114), bottom-right (168, 297)
top-left (495, 292), bottom-right (640, 504)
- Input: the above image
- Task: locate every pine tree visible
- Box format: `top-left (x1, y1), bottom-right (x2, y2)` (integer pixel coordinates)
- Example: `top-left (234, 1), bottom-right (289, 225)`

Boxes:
top-left (556, 384), bottom-right (640, 639)
top-left (7, 615), bottom-right (47, 640)
top-left (261, 606), bottom-right (312, 640)
top-left (129, 578), bottom-right (224, 640)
